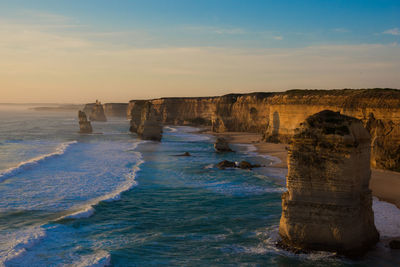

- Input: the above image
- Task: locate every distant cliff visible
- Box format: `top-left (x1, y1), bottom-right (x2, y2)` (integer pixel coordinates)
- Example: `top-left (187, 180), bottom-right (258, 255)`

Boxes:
top-left (113, 89), bottom-right (400, 171)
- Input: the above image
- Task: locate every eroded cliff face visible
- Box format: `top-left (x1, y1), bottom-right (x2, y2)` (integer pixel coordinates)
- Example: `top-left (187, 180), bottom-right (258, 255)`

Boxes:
top-left (279, 110), bottom-right (379, 255)
top-left (123, 89), bottom-right (400, 171)
top-left (103, 103), bottom-right (128, 117)
top-left (84, 101), bottom-right (107, 122)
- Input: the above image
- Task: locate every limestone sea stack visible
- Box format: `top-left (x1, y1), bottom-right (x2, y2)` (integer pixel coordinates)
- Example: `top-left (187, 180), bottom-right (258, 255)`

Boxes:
top-left (89, 100), bottom-right (107, 122)
top-left (279, 110), bottom-right (379, 256)
top-left (137, 102), bottom-right (163, 141)
top-left (78, 110), bottom-right (93, 133)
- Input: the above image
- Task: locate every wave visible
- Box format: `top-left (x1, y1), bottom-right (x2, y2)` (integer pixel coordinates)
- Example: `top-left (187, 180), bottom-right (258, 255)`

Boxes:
top-left (164, 126), bottom-right (178, 132)
top-left (0, 226), bottom-right (47, 266)
top-left (372, 197), bottom-right (400, 238)
top-left (71, 250), bottom-right (111, 267)
top-left (59, 142), bottom-right (145, 220)
top-left (0, 141), bottom-right (77, 183)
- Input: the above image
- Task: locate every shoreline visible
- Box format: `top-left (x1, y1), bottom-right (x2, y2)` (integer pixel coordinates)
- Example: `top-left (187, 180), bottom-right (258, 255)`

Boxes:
top-left (207, 131), bottom-right (400, 209)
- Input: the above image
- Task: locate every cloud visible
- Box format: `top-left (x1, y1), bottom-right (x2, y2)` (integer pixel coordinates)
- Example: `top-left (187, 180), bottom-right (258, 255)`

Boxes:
top-left (333, 28), bottom-right (350, 33)
top-left (383, 28), bottom-right (400, 36)
top-left (0, 12), bottom-right (399, 102)
top-left (273, 36), bottom-right (283, 40)
top-left (182, 26), bottom-right (245, 35)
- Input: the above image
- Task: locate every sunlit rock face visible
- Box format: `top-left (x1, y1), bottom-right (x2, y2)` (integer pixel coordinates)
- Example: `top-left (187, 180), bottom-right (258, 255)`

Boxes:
top-left (279, 110), bottom-right (379, 256)
top-left (78, 111), bottom-right (93, 133)
top-left (122, 89), bottom-right (400, 171)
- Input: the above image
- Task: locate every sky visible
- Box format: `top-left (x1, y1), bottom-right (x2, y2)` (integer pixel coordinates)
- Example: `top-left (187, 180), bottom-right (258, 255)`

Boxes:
top-left (0, 0), bottom-right (399, 103)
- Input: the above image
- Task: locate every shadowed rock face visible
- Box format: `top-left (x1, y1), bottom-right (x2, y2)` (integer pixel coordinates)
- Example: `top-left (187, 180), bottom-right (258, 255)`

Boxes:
top-left (78, 111), bottom-right (92, 133)
top-left (279, 110), bottom-right (379, 256)
top-left (136, 102), bottom-right (163, 141)
top-left (88, 100), bottom-right (107, 122)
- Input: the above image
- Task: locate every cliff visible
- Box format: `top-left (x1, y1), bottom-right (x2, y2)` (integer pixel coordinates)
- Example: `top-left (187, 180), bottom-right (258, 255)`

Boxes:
top-left (125, 89), bottom-right (400, 171)
top-left (279, 110), bottom-right (379, 255)
top-left (103, 103), bottom-right (128, 117)
top-left (135, 102), bottom-right (163, 141)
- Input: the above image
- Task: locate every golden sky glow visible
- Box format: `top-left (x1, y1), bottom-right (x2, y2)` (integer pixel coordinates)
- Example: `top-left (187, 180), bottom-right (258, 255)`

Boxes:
top-left (1, 7), bottom-right (400, 103)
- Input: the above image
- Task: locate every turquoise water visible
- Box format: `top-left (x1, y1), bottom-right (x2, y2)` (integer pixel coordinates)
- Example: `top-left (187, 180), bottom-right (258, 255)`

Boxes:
top-left (0, 106), bottom-right (398, 266)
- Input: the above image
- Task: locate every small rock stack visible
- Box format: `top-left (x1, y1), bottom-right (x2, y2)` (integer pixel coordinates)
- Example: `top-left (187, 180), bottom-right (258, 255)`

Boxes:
top-left (279, 110), bottom-right (379, 256)
top-left (78, 111), bottom-right (93, 133)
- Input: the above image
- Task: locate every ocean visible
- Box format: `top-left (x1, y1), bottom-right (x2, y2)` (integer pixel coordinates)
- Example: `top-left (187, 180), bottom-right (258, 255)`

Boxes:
top-left (0, 105), bottom-right (399, 266)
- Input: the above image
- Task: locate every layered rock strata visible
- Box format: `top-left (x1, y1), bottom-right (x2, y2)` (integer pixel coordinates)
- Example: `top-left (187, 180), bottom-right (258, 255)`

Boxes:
top-left (279, 110), bottom-right (379, 255)
top-left (124, 89), bottom-right (400, 171)
top-left (78, 111), bottom-right (93, 133)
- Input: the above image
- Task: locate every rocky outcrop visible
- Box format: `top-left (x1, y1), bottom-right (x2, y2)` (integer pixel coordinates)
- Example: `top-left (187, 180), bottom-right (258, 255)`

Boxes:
top-left (78, 111), bottom-right (93, 133)
top-left (279, 110), bottom-right (379, 256)
top-left (103, 103), bottom-right (128, 117)
top-left (214, 137), bottom-right (233, 152)
top-left (85, 100), bottom-right (107, 122)
top-left (136, 102), bottom-right (163, 141)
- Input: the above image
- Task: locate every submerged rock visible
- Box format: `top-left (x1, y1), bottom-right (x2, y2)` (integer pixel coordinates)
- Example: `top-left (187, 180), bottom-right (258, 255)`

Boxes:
top-left (279, 110), bottom-right (379, 256)
top-left (216, 160), bottom-right (236, 169)
top-left (78, 110), bottom-right (93, 133)
top-left (174, 152), bottom-right (191, 157)
top-left (214, 137), bottom-right (233, 153)
top-left (216, 160), bottom-right (261, 170)
top-left (238, 161), bottom-right (261, 169)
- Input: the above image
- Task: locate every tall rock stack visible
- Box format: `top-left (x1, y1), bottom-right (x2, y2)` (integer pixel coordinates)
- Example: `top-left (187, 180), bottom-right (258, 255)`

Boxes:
top-left (89, 100), bottom-right (107, 122)
top-left (78, 111), bottom-right (93, 133)
top-left (137, 102), bottom-right (163, 141)
top-left (279, 110), bottom-right (379, 256)
top-left (128, 100), bottom-right (148, 133)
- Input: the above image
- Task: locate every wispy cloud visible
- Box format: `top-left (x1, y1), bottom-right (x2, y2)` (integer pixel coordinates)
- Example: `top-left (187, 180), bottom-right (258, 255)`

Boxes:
top-left (333, 28), bottom-right (350, 33)
top-left (383, 28), bottom-right (400, 36)
top-left (182, 26), bottom-right (245, 35)
top-left (273, 36), bottom-right (283, 40)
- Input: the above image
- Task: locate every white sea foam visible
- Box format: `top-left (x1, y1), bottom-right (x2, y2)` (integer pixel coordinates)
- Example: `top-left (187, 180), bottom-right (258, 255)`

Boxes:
top-left (0, 140), bottom-right (77, 183)
top-left (0, 226), bottom-right (46, 267)
top-left (59, 143), bottom-right (144, 220)
top-left (164, 126), bottom-right (178, 132)
top-left (373, 197), bottom-right (400, 238)
top-left (72, 250), bottom-right (111, 267)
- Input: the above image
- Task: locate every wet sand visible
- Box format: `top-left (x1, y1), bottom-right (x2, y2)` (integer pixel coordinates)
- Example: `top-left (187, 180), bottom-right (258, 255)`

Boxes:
top-left (210, 131), bottom-right (400, 209)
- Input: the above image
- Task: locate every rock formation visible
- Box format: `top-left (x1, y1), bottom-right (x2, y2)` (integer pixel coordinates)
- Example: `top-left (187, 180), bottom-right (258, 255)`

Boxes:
top-left (103, 103), bottom-right (128, 117)
top-left (279, 110), bottom-right (379, 256)
top-left (214, 137), bottom-right (233, 152)
top-left (88, 100), bottom-right (107, 122)
top-left (128, 100), bottom-right (147, 133)
top-left (78, 110), bottom-right (93, 133)
top-left (136, 102), bottom-right (163, 141)
top-left (86, 88), bottom-right (400, 171)
top-left (216, 160), bottom-right (261, 169)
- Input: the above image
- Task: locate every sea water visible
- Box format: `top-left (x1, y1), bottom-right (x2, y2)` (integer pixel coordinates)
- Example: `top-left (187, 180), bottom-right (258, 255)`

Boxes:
top-left (0, 105), bottom-right (399, 266)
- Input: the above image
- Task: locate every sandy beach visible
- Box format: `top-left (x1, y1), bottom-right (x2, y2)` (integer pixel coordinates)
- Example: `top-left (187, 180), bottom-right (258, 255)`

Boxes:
top-left (211, 131), bottom-right (400, 209)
